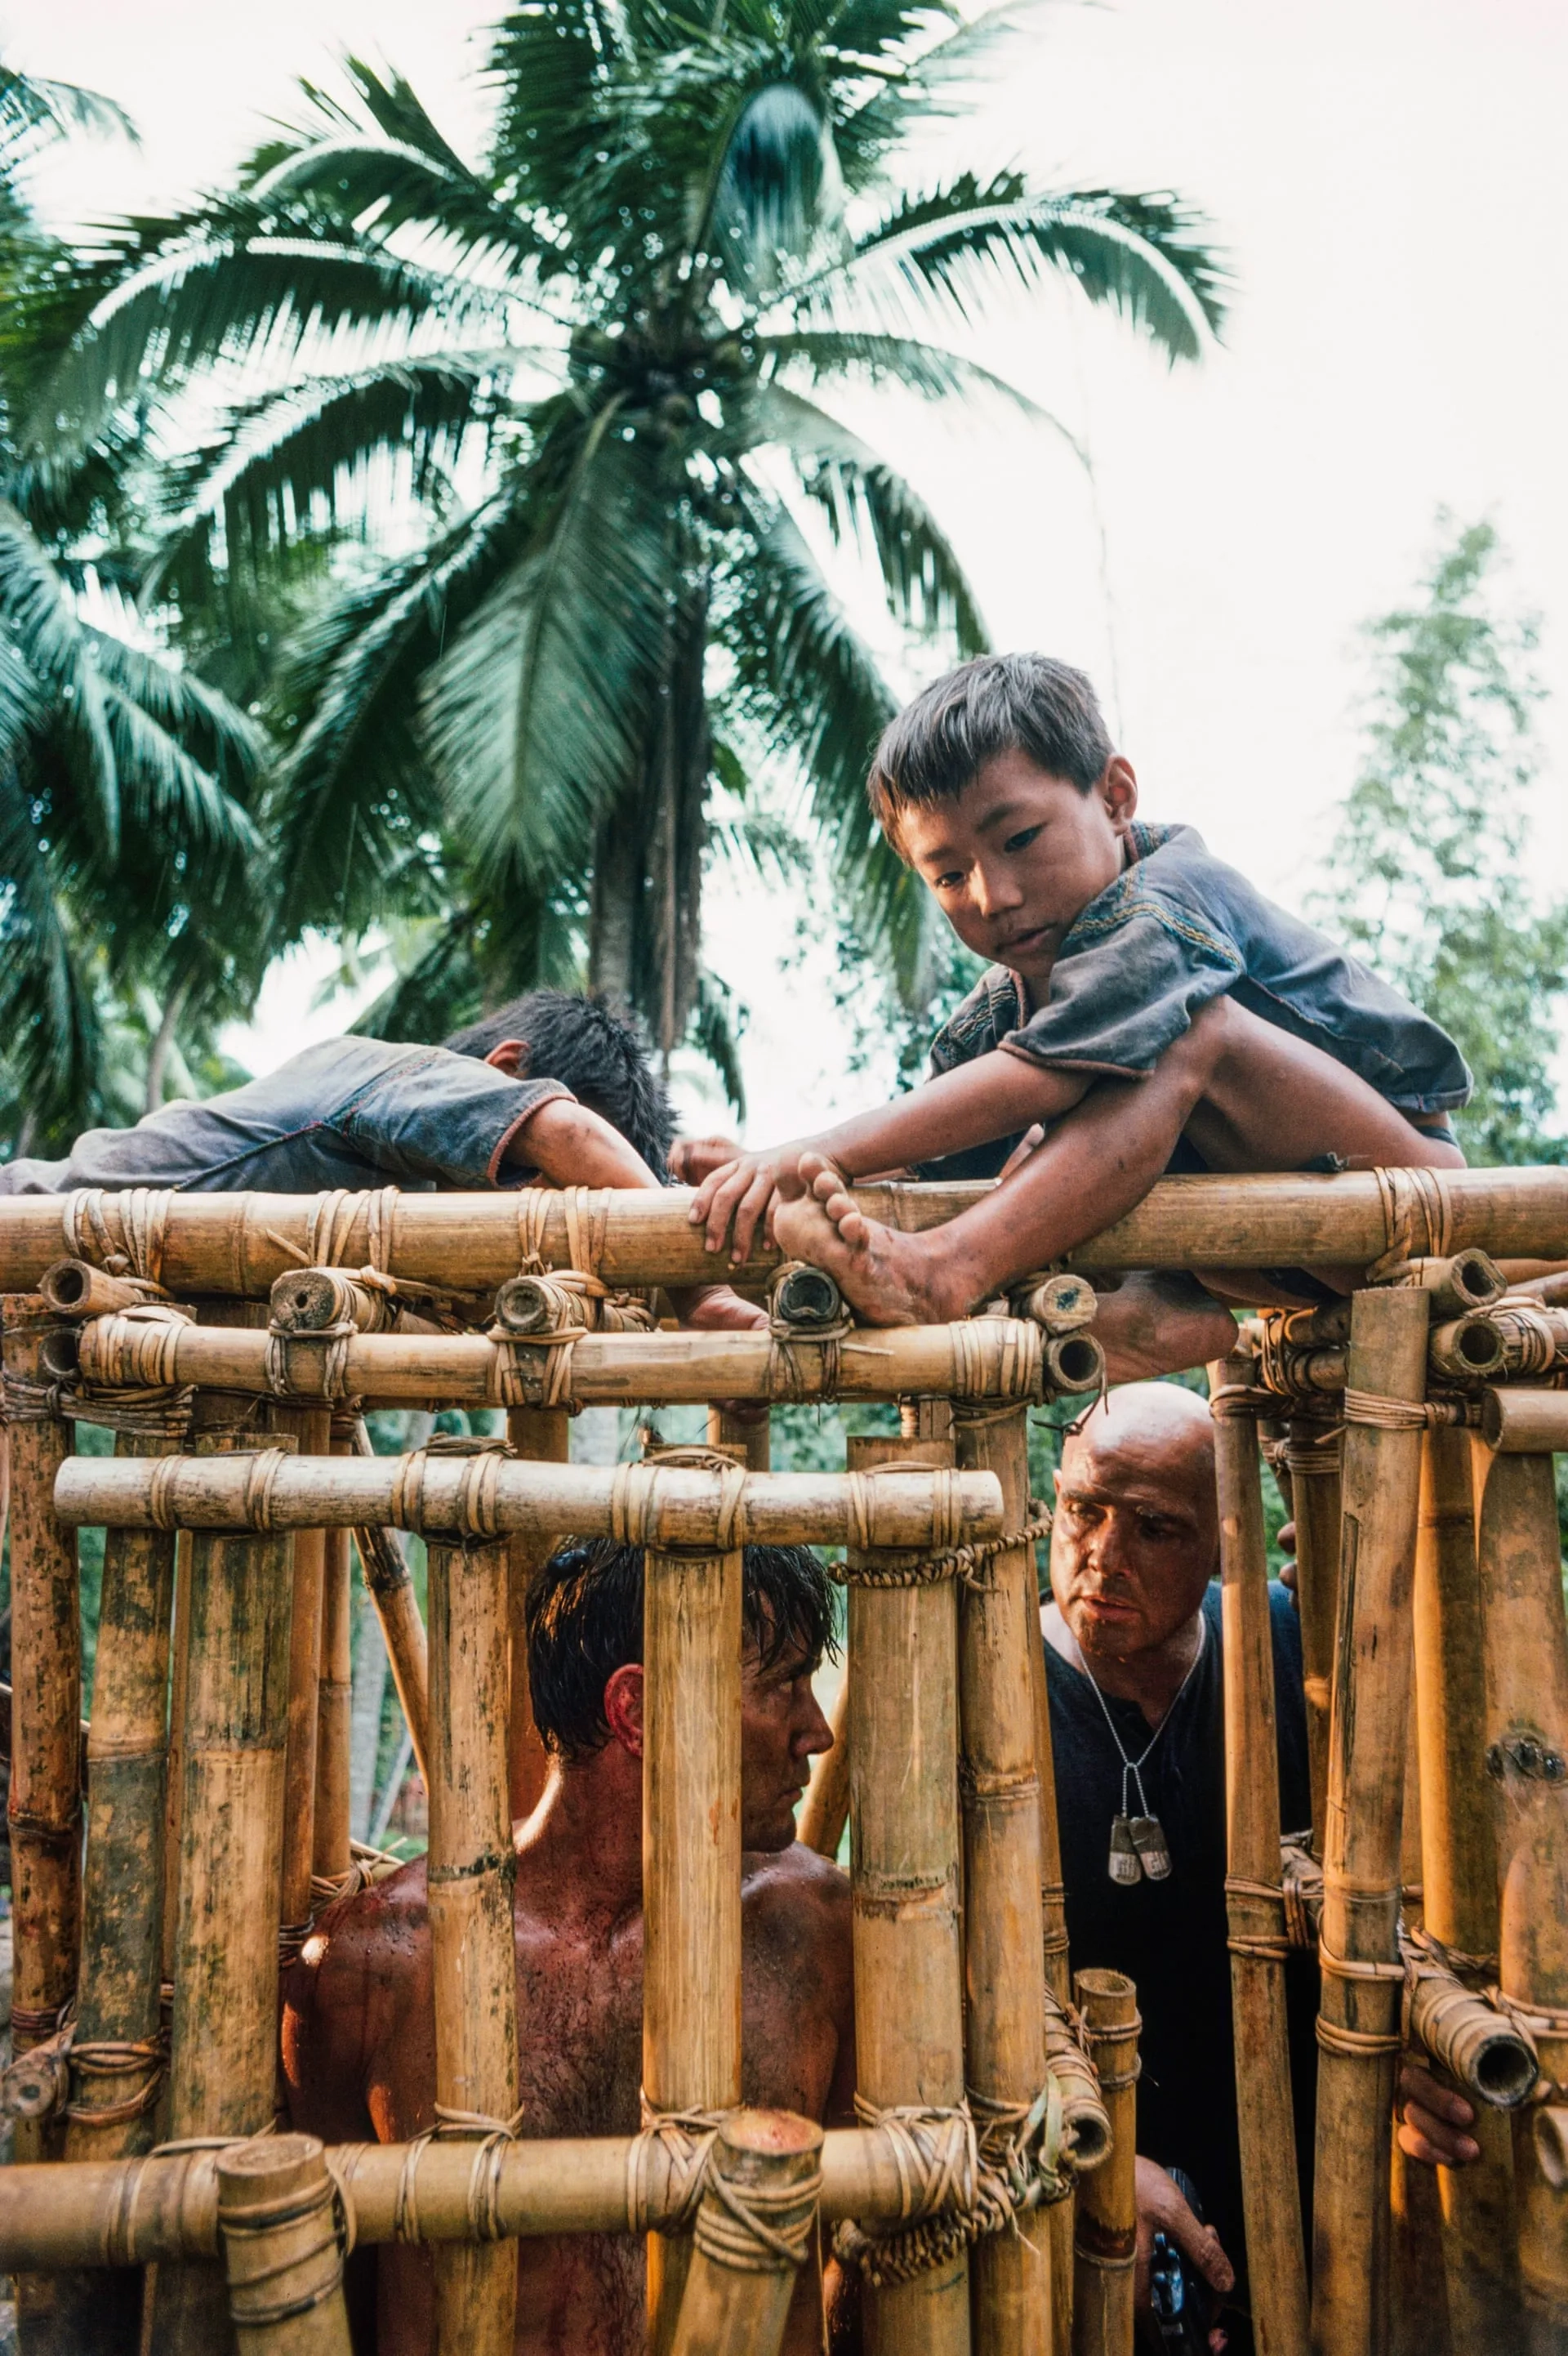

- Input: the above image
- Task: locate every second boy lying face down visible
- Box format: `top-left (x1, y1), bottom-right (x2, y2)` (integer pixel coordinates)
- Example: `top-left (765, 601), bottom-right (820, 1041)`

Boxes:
top-left (680, 654), bottom-right (1469, 1375)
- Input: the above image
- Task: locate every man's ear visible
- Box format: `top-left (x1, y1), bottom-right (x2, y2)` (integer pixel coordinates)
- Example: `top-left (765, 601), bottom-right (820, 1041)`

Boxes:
top-left (1098, 755), bottom-right (1138, 832)
top-left (1053, 1466), bottom-right (1064, 1498)
top-left (484, 1038), bottom-right (532, 1078)
top-left (602, 1662), bottom-right (644, 1759)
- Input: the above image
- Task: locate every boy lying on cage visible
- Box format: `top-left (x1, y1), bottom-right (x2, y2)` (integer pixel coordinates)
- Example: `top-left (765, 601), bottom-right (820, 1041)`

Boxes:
top-left (679, 654), bottom-right (1470, 1374)
top-left (1, 987), bottom-right (761, 1332)
top-left (283, 1536), bottom-right (853, 2356)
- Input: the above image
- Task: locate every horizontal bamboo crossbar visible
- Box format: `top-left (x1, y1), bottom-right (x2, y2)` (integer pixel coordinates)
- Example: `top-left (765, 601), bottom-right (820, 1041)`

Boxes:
top-left (0, 2126), bottom-right (984, 2269)
top-left (4, 1165), bottom-right (1567, 1295)
top-left (64, 1312), bottom-right (1074, 1409)
top-left (54, 1455), bottom-right (1004, 1551)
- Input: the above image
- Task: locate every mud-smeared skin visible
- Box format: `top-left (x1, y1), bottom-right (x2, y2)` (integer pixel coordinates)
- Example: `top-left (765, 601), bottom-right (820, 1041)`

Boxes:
top-left (286, 1829), bottom-right (853, 2353)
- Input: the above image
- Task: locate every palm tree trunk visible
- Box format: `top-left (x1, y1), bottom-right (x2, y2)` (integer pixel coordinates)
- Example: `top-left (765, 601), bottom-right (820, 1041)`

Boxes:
top-left (144, 978), bottom-right (190, 1117)
top-left (587, 588), bottom-right (710, 1042)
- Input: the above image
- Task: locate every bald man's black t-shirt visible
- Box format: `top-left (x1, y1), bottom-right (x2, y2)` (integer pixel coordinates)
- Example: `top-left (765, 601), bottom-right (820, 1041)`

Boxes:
top-left (1045, 1582), bottom-right (1316, 2301)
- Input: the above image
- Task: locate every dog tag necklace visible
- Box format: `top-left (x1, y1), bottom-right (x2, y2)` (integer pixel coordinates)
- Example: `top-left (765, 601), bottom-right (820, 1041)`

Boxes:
top-left (1078, 1628), bottom-right (1205, 1885)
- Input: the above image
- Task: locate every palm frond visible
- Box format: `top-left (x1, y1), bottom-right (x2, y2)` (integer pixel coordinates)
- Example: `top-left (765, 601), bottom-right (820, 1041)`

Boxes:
top-left (756, 324), bottom-right (1073, 427)
top-left (0, 64), bottom-right (136, 167)
top-left (421, 406), bottom-right (674, 878)
top-left (0, 502), bottom-right (118, 850)
top-left (0, 752), bottom-right (101, 1133)
top-left (689, 966), bottom-right (747, 1117)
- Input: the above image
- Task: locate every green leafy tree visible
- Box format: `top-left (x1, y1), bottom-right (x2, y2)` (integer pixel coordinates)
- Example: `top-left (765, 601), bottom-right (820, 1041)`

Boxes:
top-left (42, 8), bottom-right (1225, 1067)
top-left (0, 62), bottom-right (265, 1149)
top-left (1315, 520), bottom-right (1568, 1166)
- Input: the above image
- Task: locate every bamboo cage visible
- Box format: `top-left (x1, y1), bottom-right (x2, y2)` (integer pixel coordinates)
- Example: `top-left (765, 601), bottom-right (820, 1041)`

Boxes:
top-left (2, 1171), bottom-right (1567, 2356)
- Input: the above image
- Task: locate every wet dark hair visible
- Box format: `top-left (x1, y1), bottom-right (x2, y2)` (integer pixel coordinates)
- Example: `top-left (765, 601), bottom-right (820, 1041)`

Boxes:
top-left (443, 990), bottom-right (675, 1176)
top-left (867, 654), bottom-right (1114, 848)
top-left (525, 1537), bottom-right (838, 1762)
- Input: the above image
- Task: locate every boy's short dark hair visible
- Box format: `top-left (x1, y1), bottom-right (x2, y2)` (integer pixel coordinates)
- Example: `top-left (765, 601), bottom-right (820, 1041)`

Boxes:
top-left (867, 654), bottom-right (1114, 846)
top-left (443, 989), bottom-right (675, 1176)
top-left (525, 1537), bottom-right (838, 1762)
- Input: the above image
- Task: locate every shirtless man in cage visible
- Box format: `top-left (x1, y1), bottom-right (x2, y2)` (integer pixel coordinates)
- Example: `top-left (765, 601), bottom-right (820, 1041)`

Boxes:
top-left (283, 1534), bottom-right (855, 2354)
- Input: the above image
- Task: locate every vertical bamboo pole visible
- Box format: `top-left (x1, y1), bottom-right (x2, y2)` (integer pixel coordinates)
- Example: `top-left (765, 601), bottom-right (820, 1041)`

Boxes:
top-left (643, 1523), bottom-right (744, 2356)
top-left (216, 2133), bottom-right (352, 2356)
top-left (849, 1433), bottom-right (970, 2356)
top-left (669, 2110), bottom-right (822, 2356)
top-left (953, 1403), bottom-right (1051, 2356)
top-left (798, 1675), bottom-right (850, 1859)
top-left (310, 1418), bottom-right (354, 1894)
top-left (3, 1299), bottom-right (82, 2073)
top-left (1070, 1970), bottom-right (1139, 2356)
top-left (275, 1406), bottom-right (330, 1942)
top-left (706, 1404), bottom-right (771, 1471)
top-left (425, 1537), bottom-right (520, 2356)
top-left (1211, 1361), bottom-right (1310, 2356)
top-left (152, 1415), bottom-right (299, 2356)
top-left (2, 1298), bottom-right (81, 2353)
top-left (1474, 1449), bottom-right (1568, 2355)
top-left (506, 1404), bottom-right (570, 1821)
top-left (1312, 1287), bottom-right (1429, 2356)
top-left (1413, 1428), bottom-right (1520, 2342)
top-left (1285, 1419), bottom-right (1343, 1854)
top-left (53, 1426), bottom-right (183, 2354)
top-left (1027, 1586), bottom-right (1076, 2356)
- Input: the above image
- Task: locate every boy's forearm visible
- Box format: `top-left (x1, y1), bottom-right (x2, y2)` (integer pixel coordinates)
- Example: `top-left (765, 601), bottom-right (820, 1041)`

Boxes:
top-left (810, 1051), bottom-right (1085, 1180)
top-left (507, 1097), bottom-right (661, 1191)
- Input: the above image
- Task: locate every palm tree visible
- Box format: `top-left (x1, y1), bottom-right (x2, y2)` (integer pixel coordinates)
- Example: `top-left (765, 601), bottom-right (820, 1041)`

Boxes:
top-left (41, 5), bottom-right (1226, 1069)
top-left (0, 61), bottom-right (265, 1149)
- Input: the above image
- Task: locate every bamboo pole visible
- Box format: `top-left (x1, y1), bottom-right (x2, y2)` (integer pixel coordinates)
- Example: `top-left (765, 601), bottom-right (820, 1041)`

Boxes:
top-left (1411, 1428), bottom-right (1521, 2341)
top-left (1312, 1286), bottom-right (1430, 2356)
top-left (706, 1405), bottom-right (770, 1470)
top-left (1027, 1593), bottom-right (1076, 2356)
top-left (3, 1299), bottom-right (82, 2086)
top-left (1283, 1420), bottom-right (1343, 1852)
top-left (216, 2133), bottom-right (351, 2356)
top-left (71, 1310), bottom-right (1057, 1408)
top-left (1211, 1359), bottom-right (1310, 2356)
top-left (953, 1403), bottom-right (1052, 2356)
top-left (348, 1419), bottom-right (430, 1791)
top-left (669, 2110), bottom-right (822, 2356)
top-left (274, 1407), bottom-right (330, 1943)
top-left (506, 1405), bottom-right (569, 1822)
top-left (425, 1536), bottom-right (520, 2356)
top-left (310, 1419), bottom-right (354, 1896)
top-left (7, 1166), bottom-right (1568, 1292)
top-left (1480, 1390), bottom-right (1568, 1452)
top-left (798, 1674), bottom-right (850, 1859)
top-left (151, 1418), bottom-right (299, 2356)
top-left (1070, 1970), bottom-right (1138, 2356)
top-left (54, 1452), bottom-right (1004, 1555)
top-left (161, 1527), bottom-right (193, 1999)
top-left (51, 1426), bottom-right (182, 2353)
top-left (0, 2119), bottom-right (1046, 2269)
top-left (1474, 1449), bottom-right (1568, 2354)
top-left (643, 1525), bottom-right (744, 2356)
top-left (847, 1433), bottom-right (971, 2356)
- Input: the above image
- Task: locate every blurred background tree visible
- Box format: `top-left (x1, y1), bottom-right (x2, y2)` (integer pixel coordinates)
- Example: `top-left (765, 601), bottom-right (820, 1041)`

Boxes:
top-left (24, 2), bottom-right (1225, 1109)
top-left (0, 61), bottom-right (265, 1152)
top-left (1315, 516), bottom-right (1568, 1166)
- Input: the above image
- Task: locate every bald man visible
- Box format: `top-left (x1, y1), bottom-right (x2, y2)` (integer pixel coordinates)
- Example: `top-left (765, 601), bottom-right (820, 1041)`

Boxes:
top-left (1043, 1383), bottom-right (1477, 2352)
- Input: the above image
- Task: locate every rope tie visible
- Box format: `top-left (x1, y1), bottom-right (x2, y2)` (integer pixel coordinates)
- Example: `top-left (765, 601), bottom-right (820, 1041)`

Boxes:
top-left (491, 1327), bottom-right (586, 1412)
top-left (1343, 1389), bottom-right (1437, 1431)
top-left (1284, 1432), bottom-right (1343, 1478)
top-left (219, 2155), bottom-right (352, 2327)
top-left (516, 1186), bottom-right (612, 1278)
top-left (1207, 1383), bottom-right (1277, 1421)
top-left (66, 2034), bottom-right (168, 2127)
top-left (951, 1320), bottom-right (1044, 1403)
top-left (835, 1495), bottom-right (1049, 1592)
top-left (264, 1324), bottom-right (355, 1402)
top-left (834, 2081), bottom-right (1066, 2287)
top-left (765, 1284), bottom-right (855, 1405)
top-left (1316, 1944), bottom-right (1407, 2057)
top-left (238, 1449), bottom-right (291, 1532)
top-left (1281, 1841), bottom-right (1322, 1951)
top-left (63, 1187), bottom-right (174, 1283)
top-left (627, 2099), bottom-right (727, 2236)
top-left (1224, 1875), bottom-right (1293, 1963)
top-left (78, 1302), bottom-right (195, 1394)
top-left (0, 1372), bottom-right (70, 1426)
top-left (1371, 1166), bottom-right (1454, 1278)
top-left (693, 2153), bottom-right (822, 2274)
top-left (388, 1439), bottom-right (514, 1539)
top-left (609, 1447), bottom-right (750, 1552)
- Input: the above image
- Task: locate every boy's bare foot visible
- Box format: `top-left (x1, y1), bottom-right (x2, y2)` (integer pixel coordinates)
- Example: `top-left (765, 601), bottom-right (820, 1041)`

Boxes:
top-left (1089, 1272), bottom-right (1239, 1382)
top-left (772, 1156), bottom-right (977, 1326)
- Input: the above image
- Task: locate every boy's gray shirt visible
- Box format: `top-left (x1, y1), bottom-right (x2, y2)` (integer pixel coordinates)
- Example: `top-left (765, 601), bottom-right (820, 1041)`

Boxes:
top-left (0, 1038), bottom-right (570, 1196)
top-left (926, 821), bottom-right (1471, 1161)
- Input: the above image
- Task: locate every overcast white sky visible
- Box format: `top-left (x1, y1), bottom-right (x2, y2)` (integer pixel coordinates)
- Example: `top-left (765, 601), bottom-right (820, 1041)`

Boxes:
top-left (16, 0), bottom-right (1568, 1139)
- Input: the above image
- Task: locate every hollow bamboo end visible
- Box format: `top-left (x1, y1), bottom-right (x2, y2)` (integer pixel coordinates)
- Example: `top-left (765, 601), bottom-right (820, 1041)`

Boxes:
top-left (216, 2131), bottom-right (327, 2198)
top-left (719, 2108), bottom-right (824, 2161)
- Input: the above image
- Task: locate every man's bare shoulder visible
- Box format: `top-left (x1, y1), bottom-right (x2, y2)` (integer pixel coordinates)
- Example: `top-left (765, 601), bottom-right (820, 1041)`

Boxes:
top-left (743, 1841), bottom-right (851, 1950)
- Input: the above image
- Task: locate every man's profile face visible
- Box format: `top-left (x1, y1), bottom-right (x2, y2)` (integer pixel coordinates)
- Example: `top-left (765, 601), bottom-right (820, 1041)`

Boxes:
top-left (740, 1632), bottom-right (834, 1853)
top-left (1049, 1406), bottom-right (1218, 1666)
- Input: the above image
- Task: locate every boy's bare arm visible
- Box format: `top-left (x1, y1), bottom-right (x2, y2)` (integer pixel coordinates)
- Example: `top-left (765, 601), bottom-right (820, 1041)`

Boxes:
top-left (688, 1051), bottom-right (1088, 1264)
